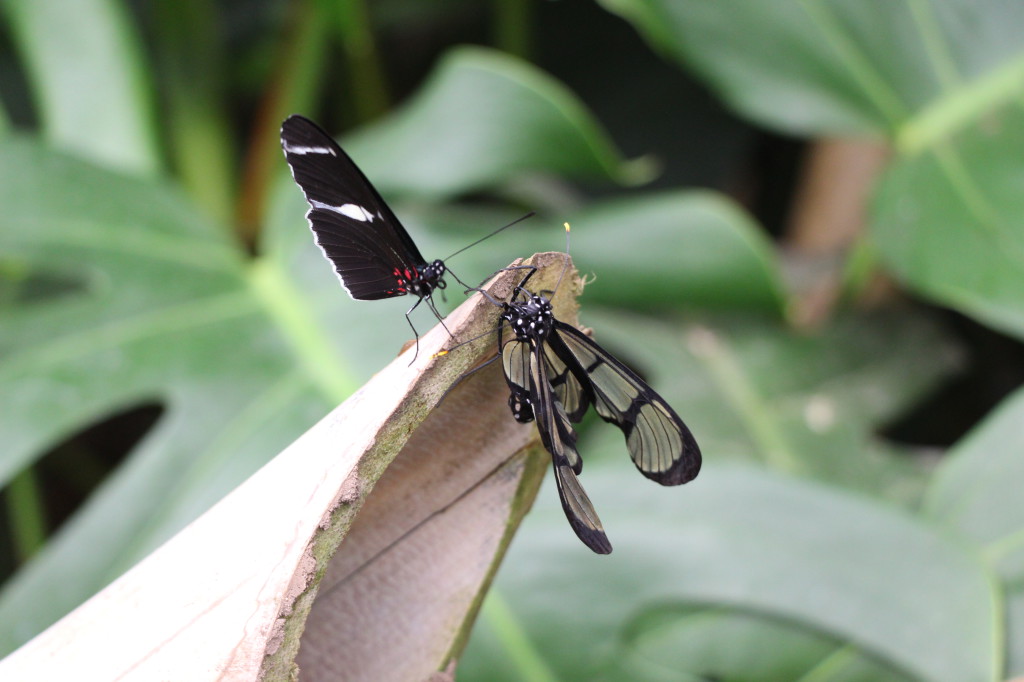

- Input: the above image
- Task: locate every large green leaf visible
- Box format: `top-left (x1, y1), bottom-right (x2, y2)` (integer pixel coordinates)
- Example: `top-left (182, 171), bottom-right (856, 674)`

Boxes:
top-left (600, 0), bottom-right (1024, 340)
top-left (874, 105), bottom-right (1024, 340)
top-left (467, 599), bottom-right (912, 682)
top-left (925, 378), bottom-right (1024, 582)
top-left (342, 45), bottom-right (652, 198)
top-left (1, 0), bottom-right (160, 174)
top-left (924, 384), bottom-right (1024, 678)
top-left (150, 0), bottom-right (236, 225)
top-left (605, 608), bottom-right (910, 682)
top-left (600, 0), bottom-right (1024, 137)
top-left (462, 465), bottom-right (998, 682)
top-left (566, 190), bottom-right (785, 312)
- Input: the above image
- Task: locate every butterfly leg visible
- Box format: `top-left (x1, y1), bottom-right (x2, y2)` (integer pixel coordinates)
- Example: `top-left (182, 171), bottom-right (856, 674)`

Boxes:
top-left (401, 294), bottom-right (454, 365)
top-left (465, 286), bottom-right (505, 308)
top-left (404, 296), bottom-right (425, 365)
top-left (513, 265), bottom-right (539, 292)
top-left (424, 293), bottom-right (453, 338)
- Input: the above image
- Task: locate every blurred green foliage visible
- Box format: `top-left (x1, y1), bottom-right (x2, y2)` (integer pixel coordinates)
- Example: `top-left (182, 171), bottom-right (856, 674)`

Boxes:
top-left (0, 1), bottom-right (1022, 680)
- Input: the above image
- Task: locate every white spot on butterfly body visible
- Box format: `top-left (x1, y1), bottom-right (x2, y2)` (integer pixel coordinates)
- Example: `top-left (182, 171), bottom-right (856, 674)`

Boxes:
top-left (309, 199), bottom-right (376, 222)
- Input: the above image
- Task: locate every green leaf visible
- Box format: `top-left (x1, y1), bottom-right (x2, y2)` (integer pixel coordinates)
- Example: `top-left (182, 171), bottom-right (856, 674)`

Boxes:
top-left (463, 465), bottom-right (999, 682)
top-left (1007, 588), bottom-right (1024, 677)
top-left (342, 45), bottom-right (653, 199)
top-left (923, 385), bottom-right (1024, 677)
top-left (599, 0), bottom-right (1024, 137)
top-left (1, 0), bottom-right (161, 174)
top-left (372, 190), bottom-right (785, 314)
top-left (567, 190), bottom-right (786, 312)
top-left (608, 608), bottom-right (911, 682)
top-left (599, 1), bottom-right (1024, 337)
top-left (924, 385), bottom-right (1024, 584)
top-left (873, 105), bottom-right (1024, 341)
top-left (150, 0), bottom-right (236, 225)
top-left (574, 308), bottom-right (959, 499)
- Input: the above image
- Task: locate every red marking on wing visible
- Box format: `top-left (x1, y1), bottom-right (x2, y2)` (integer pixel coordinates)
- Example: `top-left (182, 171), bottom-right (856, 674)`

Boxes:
top-left (386, 267), bottom-right (411, 295)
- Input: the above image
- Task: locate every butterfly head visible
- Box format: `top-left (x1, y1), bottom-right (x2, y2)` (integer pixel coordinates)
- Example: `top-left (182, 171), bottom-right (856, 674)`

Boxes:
top-left (423, 259), bottom-right (447, 284)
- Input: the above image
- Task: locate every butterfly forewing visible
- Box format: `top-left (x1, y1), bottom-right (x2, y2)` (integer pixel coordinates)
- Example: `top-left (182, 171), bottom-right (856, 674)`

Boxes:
top-left (302, 208), bottom-right (412, 300)
top-left (280, 115), bottom-right (427, 300)
top-left (550, 321), bottom-right (702, 486)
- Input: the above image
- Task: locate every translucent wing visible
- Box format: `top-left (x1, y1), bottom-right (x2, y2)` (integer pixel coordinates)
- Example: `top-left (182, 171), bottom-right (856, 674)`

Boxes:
top-left (502, 340), bottom-right (583, 473)
top-left (280, 115), bottom-right (425, 299)
top-left (542, 341), bottom-right (591, 422)
top-left (528, 342), bottom-right (611, 554)
top-left (552, 461), bottom-right (611, 555)
top-left (501, 339), bottom-right (535, 424)
top-left (549, 321), bottom-right (701, 486)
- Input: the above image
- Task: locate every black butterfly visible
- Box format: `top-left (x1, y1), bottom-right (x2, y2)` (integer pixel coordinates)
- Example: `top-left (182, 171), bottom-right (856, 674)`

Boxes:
top-left (492, 264), bottom-right (702, 554)
top-left (281, 114), bottom-right (469, 357)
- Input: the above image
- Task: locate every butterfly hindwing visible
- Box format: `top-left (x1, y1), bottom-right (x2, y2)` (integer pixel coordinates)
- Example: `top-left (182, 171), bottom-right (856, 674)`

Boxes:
top-left (280, 115), bottom-right (426, 300)
top-left (549, 321), bottom-right (702, 486)
top-left (527, 340), bottom-right (610, 554)
top-left (501, 338), bottom-right (535, 424)
top-left (542, 341), bottom-right (591, 422)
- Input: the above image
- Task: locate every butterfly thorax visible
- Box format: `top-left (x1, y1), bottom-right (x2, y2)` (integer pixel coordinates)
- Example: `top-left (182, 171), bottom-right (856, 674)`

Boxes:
top-left (401, 259), bottom-right (447, 297)
top-left (503, 291), bottom-right (553, 344)
top-left (500, 290), bottom-right (553, 424)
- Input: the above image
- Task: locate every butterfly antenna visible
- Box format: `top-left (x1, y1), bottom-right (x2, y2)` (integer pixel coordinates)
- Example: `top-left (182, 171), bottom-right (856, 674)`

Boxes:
top-left (442, 211), bottom-right (536, 262)
top-left (552, 222), bottom-right (572, 295)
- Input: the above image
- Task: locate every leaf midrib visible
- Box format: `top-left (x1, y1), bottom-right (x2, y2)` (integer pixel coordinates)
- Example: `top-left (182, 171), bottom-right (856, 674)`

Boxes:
top-left (246, 257), bottom-right (359, 404)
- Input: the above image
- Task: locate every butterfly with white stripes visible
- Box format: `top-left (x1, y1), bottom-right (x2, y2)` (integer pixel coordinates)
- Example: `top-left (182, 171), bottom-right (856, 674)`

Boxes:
top-left (281, 114), bottom-right (528, 360)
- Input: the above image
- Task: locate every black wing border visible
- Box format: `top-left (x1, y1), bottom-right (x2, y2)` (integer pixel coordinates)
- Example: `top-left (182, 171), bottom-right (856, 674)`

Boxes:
top-left (548, 320), bottom-right (702, 486)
